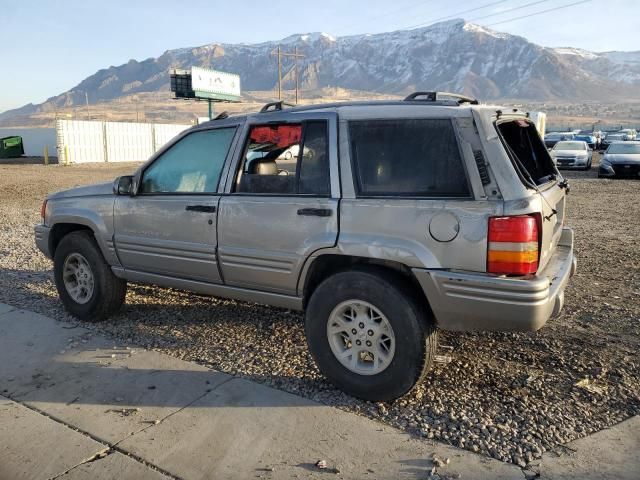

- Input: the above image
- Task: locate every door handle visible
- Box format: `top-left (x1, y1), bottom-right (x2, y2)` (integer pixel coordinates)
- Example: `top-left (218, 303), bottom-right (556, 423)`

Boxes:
top-left (297, 208), bottom-right (332, 217)
top-left (186, 205), bottom-right (216, 213)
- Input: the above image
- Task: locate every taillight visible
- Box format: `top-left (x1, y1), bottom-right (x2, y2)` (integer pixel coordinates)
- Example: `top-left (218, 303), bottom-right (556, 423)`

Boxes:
top-left (40, 200), bottom-right (48, 222)
top-left (487, 215), bottom-right (539, 275)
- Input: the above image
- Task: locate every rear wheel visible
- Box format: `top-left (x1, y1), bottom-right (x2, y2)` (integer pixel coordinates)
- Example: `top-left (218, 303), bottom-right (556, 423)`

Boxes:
top-left (53, 231), bottom-right (127, 321)
top-left (305, 269), bottom-right (437, 402)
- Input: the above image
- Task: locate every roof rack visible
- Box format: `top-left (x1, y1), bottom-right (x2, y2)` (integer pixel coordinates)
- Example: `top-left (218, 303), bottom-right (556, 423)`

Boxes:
top-left (213, 111), bottom-right (229, 120)
top-left (260, 101), bottom-right (296, 113)
top-left (404, 91), bottom-right (479, 105)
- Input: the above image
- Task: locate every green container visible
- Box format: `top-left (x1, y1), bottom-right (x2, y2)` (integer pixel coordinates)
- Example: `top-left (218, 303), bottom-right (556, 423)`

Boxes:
top-left (0, 136), bottom-right (24, 158)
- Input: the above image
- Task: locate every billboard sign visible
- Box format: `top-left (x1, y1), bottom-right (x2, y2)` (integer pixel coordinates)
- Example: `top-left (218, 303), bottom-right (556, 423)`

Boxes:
top-left (191, 66), bottom-right (241, 102)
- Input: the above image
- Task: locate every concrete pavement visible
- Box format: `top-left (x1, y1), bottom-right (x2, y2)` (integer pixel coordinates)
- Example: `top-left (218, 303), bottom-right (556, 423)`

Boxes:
top-left (0, 302), bottom-right (637, 480)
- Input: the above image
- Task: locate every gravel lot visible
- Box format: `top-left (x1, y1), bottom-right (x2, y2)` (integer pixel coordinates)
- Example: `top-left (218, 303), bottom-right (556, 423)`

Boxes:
top-left (1, 156), bottom-right (638, 471)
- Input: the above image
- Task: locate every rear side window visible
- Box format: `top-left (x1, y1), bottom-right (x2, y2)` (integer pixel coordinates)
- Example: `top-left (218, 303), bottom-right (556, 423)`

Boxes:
top-left (348, 119), bottom-right (470, 197)
top-left (235, 121), bottom-right (330, 196)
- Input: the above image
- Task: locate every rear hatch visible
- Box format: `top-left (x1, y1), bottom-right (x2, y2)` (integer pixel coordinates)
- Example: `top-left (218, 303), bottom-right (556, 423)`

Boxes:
top-left (495, 118), bottom-right (566, 271)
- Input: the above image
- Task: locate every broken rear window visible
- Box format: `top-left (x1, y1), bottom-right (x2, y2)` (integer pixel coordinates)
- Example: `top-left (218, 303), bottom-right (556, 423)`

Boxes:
top-left (497, 120), bottom-right (557, 187)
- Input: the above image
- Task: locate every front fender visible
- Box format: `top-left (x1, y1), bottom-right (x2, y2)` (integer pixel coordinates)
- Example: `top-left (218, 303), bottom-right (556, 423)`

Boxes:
top-left (48, 197), bottom-right (118, 266)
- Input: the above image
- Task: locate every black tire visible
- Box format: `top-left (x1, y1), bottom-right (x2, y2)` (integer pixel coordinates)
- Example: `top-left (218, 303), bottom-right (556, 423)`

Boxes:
top-left (53, 231), bottom-right (127, 321)
top-left (305, 268), bottom-right (437, 402)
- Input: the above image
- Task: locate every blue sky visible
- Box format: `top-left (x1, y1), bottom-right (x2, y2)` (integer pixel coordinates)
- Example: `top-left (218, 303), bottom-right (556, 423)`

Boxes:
top-left (1, 0), bottom-right (637, 112)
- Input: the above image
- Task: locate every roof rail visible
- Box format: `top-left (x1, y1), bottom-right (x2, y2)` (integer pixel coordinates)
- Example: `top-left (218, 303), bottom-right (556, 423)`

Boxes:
top-left (404, 91), bottom-right (479, 105)
top-left (260, 101), bottom-right (296, 113)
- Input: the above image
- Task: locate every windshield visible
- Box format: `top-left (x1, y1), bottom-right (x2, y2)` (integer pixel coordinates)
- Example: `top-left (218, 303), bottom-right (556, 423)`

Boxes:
top-left (553, 141), bottom-right (586, 150)
top-left (607, 143), bottom-right (640, 154)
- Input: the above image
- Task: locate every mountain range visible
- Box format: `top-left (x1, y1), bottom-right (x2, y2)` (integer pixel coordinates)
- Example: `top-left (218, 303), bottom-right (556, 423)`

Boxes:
top-left (2, 19), bottom-right (639, 121)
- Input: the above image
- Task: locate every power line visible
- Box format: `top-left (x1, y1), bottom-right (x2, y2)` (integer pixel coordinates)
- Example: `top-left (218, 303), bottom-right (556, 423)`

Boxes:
top-left (467, 0), bottom-right (553, 23)
top-left (334, 0), bottom-right (438, 34)
top-left (485, 0), bottom-right (592, 26)
top-left (404, 0), bottom-right (509, 30)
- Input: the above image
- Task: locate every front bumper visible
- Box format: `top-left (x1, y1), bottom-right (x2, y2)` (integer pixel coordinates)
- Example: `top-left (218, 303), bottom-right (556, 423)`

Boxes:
top-left (554, 158), bottom-right (589, 169)
top-left (413, 227), bottom-right (577, 332)
top-left (34, 224), bottom-right (52, 259)
top-left (600, 163), bottom-right (640, 178)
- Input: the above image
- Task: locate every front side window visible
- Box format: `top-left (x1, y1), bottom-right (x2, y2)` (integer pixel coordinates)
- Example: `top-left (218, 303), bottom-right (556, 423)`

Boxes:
top-left (348, 119), bottom-right (470, 197)
top-left (235, 121), bottom-right (330, 195)
top-left (141, 128), bottom-right (236, 194)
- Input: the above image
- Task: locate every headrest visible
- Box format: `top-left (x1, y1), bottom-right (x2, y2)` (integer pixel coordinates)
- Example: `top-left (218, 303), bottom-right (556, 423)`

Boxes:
top-left (248, 158), bottom-right (278, 175)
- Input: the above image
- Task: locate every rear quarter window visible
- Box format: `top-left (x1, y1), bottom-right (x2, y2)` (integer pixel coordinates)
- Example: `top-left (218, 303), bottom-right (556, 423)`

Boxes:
top-left (348, 119), bottom-right (470, 198)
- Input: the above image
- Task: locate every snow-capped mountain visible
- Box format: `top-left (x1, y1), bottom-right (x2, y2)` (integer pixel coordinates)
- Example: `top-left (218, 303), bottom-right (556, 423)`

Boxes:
top-left (553, 47), bottom-right (640, 85)
top-left (2, 19), bottom-right (638, 120)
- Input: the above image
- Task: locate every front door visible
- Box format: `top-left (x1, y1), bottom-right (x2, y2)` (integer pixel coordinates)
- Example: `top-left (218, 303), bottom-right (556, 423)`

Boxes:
top-left (114, 126), bottom-right (238, 283)
top-left (217, 114), bottom-right (339, 294)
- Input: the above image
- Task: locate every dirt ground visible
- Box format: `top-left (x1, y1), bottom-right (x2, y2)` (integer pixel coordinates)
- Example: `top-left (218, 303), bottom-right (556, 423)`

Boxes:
top-left (0, 154), bottom-right (638, 469)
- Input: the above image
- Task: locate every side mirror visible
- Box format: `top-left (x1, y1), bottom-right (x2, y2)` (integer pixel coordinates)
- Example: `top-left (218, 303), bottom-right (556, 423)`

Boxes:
top-left (113, 175), bottom-right (133, 195)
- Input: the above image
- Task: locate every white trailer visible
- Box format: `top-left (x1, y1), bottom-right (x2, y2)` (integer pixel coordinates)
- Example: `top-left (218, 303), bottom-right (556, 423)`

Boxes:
top-left (528, 111), bottom-right (547, 138)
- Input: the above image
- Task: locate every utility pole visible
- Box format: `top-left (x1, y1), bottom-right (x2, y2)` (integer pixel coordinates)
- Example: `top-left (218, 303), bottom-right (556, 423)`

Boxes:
top-left (294, 46), bottom-right (299, 104)
top-left (85, 92), bottom-right (90, 120)
top-left (270, 46), bottom-right (305, 103)
top-left (270, 45), bottom-right (282, 100)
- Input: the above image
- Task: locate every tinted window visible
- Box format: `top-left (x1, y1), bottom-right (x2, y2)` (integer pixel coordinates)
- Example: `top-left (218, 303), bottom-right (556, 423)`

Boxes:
top-left (236, 121), bottom-right (330, 195)
top-left (348, 119), bottom-right (469, 197)
top-left (298, 122), bottom-right (330, 195)
top-left (141, 128), bottom-right (235, 194)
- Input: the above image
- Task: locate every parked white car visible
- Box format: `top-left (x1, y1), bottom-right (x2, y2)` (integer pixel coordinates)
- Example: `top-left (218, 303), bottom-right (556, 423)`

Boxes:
top-left (550, 141), bottom-right (592, 170)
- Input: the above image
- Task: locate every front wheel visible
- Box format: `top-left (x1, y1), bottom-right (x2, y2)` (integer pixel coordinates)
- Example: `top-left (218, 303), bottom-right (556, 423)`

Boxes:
top-left (53, 231), bottom-right (127, 321)
top-left (305, 269), bottom-right (437, 402)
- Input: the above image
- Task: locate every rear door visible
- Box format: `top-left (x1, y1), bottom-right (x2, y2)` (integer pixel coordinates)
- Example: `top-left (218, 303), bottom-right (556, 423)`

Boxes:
top-left (114, 126), bottom-right (239, 283)
top-left (217, 112), bottom-right (339, 294)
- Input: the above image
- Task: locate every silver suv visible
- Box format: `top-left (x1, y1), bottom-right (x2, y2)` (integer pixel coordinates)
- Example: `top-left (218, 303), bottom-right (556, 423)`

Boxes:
top-left (35, 92), bottom-right (577, 401)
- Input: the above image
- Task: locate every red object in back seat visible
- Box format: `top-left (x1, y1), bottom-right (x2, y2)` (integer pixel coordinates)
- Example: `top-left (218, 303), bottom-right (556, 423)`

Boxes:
top-left (250, 125), bottom-right (301, 147)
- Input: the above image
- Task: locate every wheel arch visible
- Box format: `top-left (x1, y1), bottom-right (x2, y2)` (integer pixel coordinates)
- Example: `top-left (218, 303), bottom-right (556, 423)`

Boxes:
top-left (300, 254), bottom-right (433, 318)
top-left (49, 220), bottom-right (118, 266)
top-left (50, 223), bottom-right (94, 257)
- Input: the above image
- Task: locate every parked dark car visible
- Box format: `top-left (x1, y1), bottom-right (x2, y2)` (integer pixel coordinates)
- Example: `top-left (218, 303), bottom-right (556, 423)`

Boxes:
top-left (544, 132), bottom-right (574, 149)
top-left (599, 141), bottom-right (640, 178)
top-left (601, 133), bottom-right (626, 151)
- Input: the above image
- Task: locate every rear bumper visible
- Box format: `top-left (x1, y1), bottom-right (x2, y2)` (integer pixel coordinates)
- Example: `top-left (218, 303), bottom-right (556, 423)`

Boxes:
top-left (414, 227), bottom-right (577, 332)
top-left (34, 224), bottom-right (52, 259)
